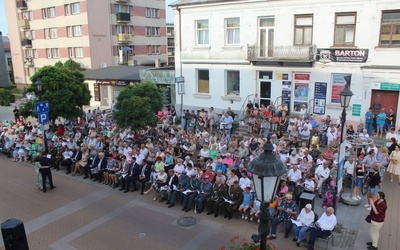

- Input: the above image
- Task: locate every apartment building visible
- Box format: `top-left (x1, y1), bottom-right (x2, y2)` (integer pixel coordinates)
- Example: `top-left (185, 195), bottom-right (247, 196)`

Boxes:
top-left (5, 0), bottom-right (167, 85)
top-left (170, 0), bottom-right (400, 126)
top-left (0, 32), bottom-right (10, 87)
top-left (166, 22), bottom-right (175, 65)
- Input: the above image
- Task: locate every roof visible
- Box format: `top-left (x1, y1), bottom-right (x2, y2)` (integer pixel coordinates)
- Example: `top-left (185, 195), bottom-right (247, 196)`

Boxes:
top-left (169, 0), bottom-right (241, 7)
top-left (83, 66), bottom-right (152, 81)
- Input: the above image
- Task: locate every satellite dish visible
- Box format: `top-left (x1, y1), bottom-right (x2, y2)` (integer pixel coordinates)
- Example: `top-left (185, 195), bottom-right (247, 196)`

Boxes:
top-left (100, 62), bottom-right (107, 68)
top-left (26, 34), bottom-right (32, 40)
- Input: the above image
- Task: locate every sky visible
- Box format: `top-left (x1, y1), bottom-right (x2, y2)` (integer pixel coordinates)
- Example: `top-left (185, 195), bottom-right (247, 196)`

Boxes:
top-left (0, 0), bottom-right (7, 35)
top-left (0, 0), bottom-right (175, 35)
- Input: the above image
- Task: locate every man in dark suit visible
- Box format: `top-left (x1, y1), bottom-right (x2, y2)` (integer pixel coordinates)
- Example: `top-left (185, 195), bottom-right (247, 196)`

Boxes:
top-left (124, 157), bottom-right (140, 193)
top-left (66, 146), bottom-right (82, 174)
top-left (93, 152), bottom-right (107, 182)
top-left (139, 160), bottom-right (153, 195)
top-left (35, 151), bottom-right (56, 193)
top-left (159, 169), bottom-right (179, 202)
top-left (84, 151), bottom-right (98, 179)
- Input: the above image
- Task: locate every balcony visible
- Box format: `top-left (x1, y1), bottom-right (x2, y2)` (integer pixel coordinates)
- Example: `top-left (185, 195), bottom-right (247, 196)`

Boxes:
top-left (16, 1), bottom-right (28, 10)
top-left (117, 33), bottom-right (132, 44)
top-left (24, 57), bottom-right (34, 67)
top-left (18, 19), bottom-right (30, 29)
top-left (168, 51), bottom-right (175, 56)
top-left (116, 12), bottom-right (130, 23)
top-left (167, 42), bottom-right (175, 47)
top-left (21, 39), bottom-right (32, 47)
top-left (115, 0), bottom-right (129, 3)
top-left (247, 44), bottom-right (316, 66)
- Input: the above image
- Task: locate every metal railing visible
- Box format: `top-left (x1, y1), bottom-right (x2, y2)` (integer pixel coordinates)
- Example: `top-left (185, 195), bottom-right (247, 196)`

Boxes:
top-left (116, 12), bottom-right (130, 22)
top-left (247, 44), bottom-right (316, 61)
top-left (238, 94), bottom-right (254, 121)
top-left (117, 33), bottom-right (132, 43)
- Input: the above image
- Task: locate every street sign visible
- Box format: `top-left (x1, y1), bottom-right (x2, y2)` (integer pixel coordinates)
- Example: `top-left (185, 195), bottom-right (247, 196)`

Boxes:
top-left (35, 101), bottom-right (50, 114)
top-left (38, 112), bottom-right (49, 124)
top-left (175, 76), bottom-right (185, 83)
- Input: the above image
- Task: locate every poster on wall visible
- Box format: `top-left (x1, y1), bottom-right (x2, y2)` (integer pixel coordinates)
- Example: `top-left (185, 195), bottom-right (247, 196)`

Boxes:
top-left (293, 73), bottom-right (310, 112)
top-left (94, 83), bottom-right (101, 101)
top-left (282, 81), bottom-right (291, 113)
top-left (314, 82), bottom-right (327, 115)
top-left (331, 74), bottom-right (352, 103)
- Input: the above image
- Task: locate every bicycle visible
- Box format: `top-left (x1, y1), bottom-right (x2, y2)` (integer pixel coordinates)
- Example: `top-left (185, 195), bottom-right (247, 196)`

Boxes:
top-left (361, 171), bottom-right (371, 195)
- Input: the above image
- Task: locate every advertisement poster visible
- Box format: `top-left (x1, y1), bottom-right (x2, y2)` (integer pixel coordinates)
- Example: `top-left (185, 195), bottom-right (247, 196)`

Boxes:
top-left (331, 74), bottom-right (351, 103)
top-left (293, 73), bottom-right (310, 111)
top-left (314, 82), bottom-right (327, 114)
top-left (282, 81), bottom-right (291, 113)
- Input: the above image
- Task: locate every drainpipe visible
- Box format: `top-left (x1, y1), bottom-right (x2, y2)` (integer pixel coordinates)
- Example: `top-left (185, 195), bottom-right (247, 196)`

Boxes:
top-left (176, 6), bottom-right (184, 117)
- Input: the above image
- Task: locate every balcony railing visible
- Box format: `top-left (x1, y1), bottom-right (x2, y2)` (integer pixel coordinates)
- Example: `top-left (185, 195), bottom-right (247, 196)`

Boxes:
top-left (116, 12), bottom-right (130, 23)
top-left (167, 43), bottom-right (175, 46)
top-left (21, 39), bottom-right (32, 47)
top-left (247, 44), bottom-right (316, 62)
top-left (18, 19), bottom-right (30, 29)
top-left (118, 33), bottom-right (132, 43)
top-left (115, 0), bottom-right (129, 3)
top-left (16, 1), bottom-right (28, 10)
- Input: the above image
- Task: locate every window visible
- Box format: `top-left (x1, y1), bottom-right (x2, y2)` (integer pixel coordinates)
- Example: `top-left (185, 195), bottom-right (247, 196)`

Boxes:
top-left (7, 58), bottom-right (12, 67)
top-left (26, 49), bottom-right (33, 58)
top-left (196, 20), bottom-right (209, 45)
top-left (71, 3), bottom-right (80, 14)
top-left (197, 70), bottom-right (209, 94)
top-left (226, 18), bottom-right (240, 45)
top-left (50, 28), bottom-right (57, 38)
top-left (116, 25), bottom-right (132, 35)
top-left (226, 70), bottom-right (240, 95)
top-left (259, 17), bottom-right (275, 57)
top-left (48, 7), bottom-right (56, 18)
top-left (67, 26), bottom-right (72, 37)
top-left (42, 8), bottom-right (47, 19)
top-left (22, 12), bottom-right (29, 20)
top-left (33, 49), bottom-right (38, 58)
top-left (146, 45), bottom-right (160, 54)
top-left (115, 4), bottom-right (130, 14)
top-left (380, 11), bottom-right (400, 46)
top-left (294, 15), bottom-right (313, 45)
top-left (73, 25), bottom-right (82, 36)
top-left (334, 13), bottom-right (356, 46)
top-left (28, 67), bottom-right (35, 77)
top-left (152, 27), bottom-right (160, 36)
top-left (52, 48), bottom-right (60, 58)
top-left (44, 28), bottom-right (49, 39)
top-left (65, 4), bottom-right (71, 15)
top-left (151, 8), bottom-right (159, 18)
top-left (68, 47), bottom-right (74, 58)
top-left (29, 11), bottom-right (33, 21)
top-left (75, 47), bottom-right (83, 57)
top-left (46, 48), bottom-right (51, 58)
top-left (146, 45), bottom-right (152, 54)
top-left (145, 8), bottom-right (151, 17)
top-left (145, 27), bottom-right (151, 36)
top-left (31, 30), bottom-right (36, 40)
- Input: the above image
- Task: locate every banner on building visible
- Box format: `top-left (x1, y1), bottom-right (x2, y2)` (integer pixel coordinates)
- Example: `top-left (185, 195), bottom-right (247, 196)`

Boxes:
top-left (313, 82), bottom-right (327, 115)
top-left (331, 74), bottom-right (352, 103)
top-left (317, 49), bottom-right (369, 63)
top-left (282, 81), bottom-right (291, 113)
top-left (293, 73), bottom-right (310, 112)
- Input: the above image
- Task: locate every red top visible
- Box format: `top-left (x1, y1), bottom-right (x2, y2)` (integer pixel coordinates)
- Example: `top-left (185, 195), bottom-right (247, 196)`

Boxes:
top-left (370, 199), bottom-right (387, 223)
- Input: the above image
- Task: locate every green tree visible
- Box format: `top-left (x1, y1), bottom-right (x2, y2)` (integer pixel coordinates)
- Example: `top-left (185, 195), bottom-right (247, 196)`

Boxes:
top-left (0, 88), bottom-right (16, 106)
top-left (22, 65), bottom-right (91, 120)
top-left (114, 82), bottom-right (163, 129)
top-left (63, 59), bottom-right (82, 71)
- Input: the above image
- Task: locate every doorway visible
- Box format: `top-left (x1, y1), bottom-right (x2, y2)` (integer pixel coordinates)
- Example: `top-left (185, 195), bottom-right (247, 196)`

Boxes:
top-left (370, 90), bottom-right (399, 126)
top-left (258, 71), bottom-right (273, 107)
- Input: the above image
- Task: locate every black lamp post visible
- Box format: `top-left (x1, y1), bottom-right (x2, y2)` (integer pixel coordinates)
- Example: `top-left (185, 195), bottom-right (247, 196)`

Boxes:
top-left (35, 78), bottom-right (48, 153)
top-left (333, 84), bottom-right (353, 213)
top-left (247, 140), bottom-right (287, 250)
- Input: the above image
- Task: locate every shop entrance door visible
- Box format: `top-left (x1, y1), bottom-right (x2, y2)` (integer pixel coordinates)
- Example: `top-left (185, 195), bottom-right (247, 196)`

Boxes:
top-left (370, 90), bottom-right (399, 126)
top-left (259, 81), bottom-right (271, 108)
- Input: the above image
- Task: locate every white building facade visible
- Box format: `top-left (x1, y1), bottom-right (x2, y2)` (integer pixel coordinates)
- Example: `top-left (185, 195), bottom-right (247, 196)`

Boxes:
top-left (171, 0), bottom-right (400, 127)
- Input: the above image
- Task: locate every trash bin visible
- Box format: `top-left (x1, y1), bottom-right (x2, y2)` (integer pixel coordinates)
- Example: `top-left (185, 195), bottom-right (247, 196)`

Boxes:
top-left (1, 218), bottom-right (29, 250)
top-left (299, 192), bottom-right (315, 211)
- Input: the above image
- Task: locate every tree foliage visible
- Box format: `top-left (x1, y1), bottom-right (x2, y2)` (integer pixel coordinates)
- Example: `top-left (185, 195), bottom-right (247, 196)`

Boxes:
top-left (114, 82), bottom-right (163, 130)
top-left (0, 88), bottom-right (16, 106)
top-left (23, 65), bottom-right (91, 120)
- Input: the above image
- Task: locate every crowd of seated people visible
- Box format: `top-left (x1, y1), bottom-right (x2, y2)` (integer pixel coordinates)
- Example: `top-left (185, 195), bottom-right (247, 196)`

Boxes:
top-left (0, 103), bottom-right (389, 248)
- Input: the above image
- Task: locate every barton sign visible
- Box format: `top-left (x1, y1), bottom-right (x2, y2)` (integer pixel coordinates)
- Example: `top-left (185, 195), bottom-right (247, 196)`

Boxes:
top-left (317, 48), bottom-right (369, 63)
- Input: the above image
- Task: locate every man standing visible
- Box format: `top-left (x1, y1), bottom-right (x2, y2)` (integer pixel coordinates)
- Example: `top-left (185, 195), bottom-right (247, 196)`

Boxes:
top-left (35, 151), bottom-right (56, 193)
top-left (222, 112), bottom-right (234, 135)
top-left (13, 106), bottom-right (19, 123)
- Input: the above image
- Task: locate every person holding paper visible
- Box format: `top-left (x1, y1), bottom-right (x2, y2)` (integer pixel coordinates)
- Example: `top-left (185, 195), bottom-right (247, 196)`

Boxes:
top-left (268, 193), bottom-right (298, 239)
top-left (307, 207), bottom-right (337, 250)
top-left (293, 204), bottom-right (315, 246)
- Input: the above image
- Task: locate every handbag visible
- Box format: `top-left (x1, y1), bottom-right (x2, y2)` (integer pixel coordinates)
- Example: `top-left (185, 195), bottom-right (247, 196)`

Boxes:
top-left (365, 215), bottom-right (371, 223)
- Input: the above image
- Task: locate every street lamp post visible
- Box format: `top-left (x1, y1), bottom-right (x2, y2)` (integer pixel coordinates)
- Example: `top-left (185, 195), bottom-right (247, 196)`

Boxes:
top-left (35, 78), bottom-right (48, 154)
top-left (333, 84), bottom-right (354, 213)
top-left (247, 140), bottom-right (287, 250)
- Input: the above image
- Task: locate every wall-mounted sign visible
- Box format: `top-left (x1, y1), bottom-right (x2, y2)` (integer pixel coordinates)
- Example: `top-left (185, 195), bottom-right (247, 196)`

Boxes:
top-left (95, 80), bottom-right (128, 86)
top-left (317, 49), bottom-right (368, 63)
top-left (314, 82), bottom-right (327, 115)
top-left (94, 83), bottom-right (100, 101)
top-left (331, 74), bottom-right (352, 103)
top-left (352, 104), bottom-right (361, 116)
top-left (380, 82), bottom-right (400, 91)
top-left (293, 73), bottom-right (310, 112)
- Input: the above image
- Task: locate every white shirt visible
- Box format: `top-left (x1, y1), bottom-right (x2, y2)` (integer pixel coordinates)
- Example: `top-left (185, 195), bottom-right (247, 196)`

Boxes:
top-left (239, 177), bottom-right (251, 190)
top-left (173, 164), bottom-right (185, 176)
top-left (317, 212), bottom-right (337, 231)
top-left (386, 132), bottom-right (398, 147)
top-left (304, 179), bottom-right (315, 191)
top-left (288, 169), bottom-right (302, 183)
top-left (344, 161), bottom-right (355, 176)
top-left (297, 208), bottom-right (315, 226)
top-left (315, 165), bottom-right (330, 179)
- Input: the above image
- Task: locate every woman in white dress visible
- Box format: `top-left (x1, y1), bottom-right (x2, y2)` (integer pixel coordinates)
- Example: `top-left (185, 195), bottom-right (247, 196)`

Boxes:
top-left (387, 145), bottom-right (400, 184)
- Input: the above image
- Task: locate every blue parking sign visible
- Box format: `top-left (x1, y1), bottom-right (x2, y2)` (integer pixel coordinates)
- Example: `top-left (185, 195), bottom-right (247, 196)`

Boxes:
top-left (38, 112), bottom-right (49, 124)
